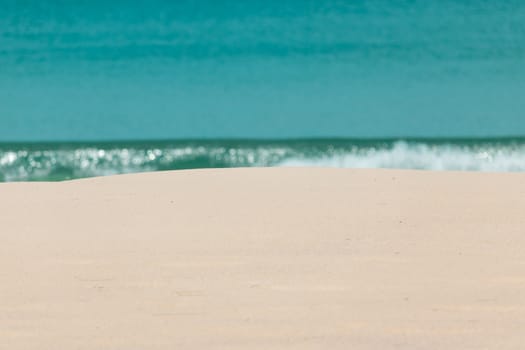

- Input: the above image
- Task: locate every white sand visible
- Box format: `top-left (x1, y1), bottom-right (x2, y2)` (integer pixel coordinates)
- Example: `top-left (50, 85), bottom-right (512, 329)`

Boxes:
top-left (1, 168), bottom-right (524, 349)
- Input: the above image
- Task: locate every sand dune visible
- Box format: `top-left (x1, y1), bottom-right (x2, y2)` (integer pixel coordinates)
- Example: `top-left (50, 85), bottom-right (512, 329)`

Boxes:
top-left (1, 168), bottom-right (524, 349)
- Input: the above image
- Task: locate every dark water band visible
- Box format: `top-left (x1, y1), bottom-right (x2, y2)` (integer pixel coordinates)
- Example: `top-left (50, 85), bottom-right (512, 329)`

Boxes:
top-left (2, 138), bottom-right (525, 181)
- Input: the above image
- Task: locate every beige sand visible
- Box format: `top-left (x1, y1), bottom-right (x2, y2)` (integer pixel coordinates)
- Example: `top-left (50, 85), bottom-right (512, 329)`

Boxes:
top-left (1, 168), bottom-right (524, 349)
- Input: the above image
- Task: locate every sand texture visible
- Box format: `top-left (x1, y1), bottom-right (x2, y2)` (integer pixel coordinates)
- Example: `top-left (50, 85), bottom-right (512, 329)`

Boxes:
top-left (1, 168), bottom-right (524, 349)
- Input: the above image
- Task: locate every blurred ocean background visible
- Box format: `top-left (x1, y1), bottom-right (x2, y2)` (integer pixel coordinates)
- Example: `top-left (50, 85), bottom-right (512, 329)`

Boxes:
top-left (1, 0), bottom-right (525, 181)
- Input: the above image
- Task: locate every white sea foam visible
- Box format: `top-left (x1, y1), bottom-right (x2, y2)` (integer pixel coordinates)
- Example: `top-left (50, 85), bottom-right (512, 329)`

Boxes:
top-left (277, 141), bottom-right (525, 172)
top-left (1, 140), bottom-right (525, 181)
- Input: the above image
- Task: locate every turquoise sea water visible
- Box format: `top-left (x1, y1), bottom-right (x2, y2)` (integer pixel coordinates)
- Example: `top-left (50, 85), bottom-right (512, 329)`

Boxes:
top-left (1, 1), bottom-right (525, 180)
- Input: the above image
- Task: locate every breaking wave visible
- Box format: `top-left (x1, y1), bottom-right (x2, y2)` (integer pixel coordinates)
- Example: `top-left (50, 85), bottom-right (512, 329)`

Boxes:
top-left (1, 138), bottom-right (525, 181)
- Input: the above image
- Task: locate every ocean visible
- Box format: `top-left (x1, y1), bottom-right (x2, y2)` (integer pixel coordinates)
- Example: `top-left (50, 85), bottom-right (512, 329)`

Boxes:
top-left (1, 1), bottom-right (525, 181)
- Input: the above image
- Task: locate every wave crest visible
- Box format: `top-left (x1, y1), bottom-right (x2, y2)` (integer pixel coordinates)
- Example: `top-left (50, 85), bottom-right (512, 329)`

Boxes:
top-left (2, 139), bottom-right (525, 181)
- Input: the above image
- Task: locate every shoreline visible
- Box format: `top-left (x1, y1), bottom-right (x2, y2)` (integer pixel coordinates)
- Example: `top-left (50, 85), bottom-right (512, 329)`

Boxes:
top-left (4, 138), bottom-right (525, 182)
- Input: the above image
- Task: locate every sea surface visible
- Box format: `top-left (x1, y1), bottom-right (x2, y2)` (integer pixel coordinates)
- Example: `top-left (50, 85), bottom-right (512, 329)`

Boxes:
top-left (1, 1), bottom-right (525, 181)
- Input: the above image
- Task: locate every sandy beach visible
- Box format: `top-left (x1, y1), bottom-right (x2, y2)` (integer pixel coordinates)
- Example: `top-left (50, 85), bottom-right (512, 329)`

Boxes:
top-left (1, 168), bottom-right (524, 349)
